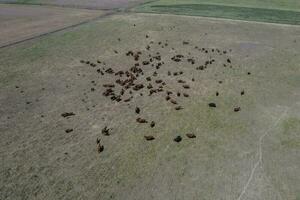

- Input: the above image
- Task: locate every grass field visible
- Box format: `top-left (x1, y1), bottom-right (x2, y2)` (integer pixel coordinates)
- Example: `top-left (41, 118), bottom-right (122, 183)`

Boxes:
top-left (134, 0), bottom-right (300, 25)
top-left (4, 0), bottom-right (300, 11)
top-left (0, 0), bottom-right (300, 199)
top-left (1, 12), bottom-right (299, 199)
top-left (3, 0), bottom-right (300, 24)
top-left (137, 0), bottom-right (300, 11)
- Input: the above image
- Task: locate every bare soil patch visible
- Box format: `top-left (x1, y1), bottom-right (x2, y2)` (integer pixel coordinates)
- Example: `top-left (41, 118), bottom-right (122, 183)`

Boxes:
top-left (0, 4), bottom-right (107, 47)
top-left (0, 0), bottom-right (150, 10)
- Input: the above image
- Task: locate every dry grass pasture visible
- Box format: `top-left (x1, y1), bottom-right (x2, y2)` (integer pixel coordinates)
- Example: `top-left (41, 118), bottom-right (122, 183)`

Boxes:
top-left (1, 13), bottom-right (300, 199)
top-left (0, 0), bottom-right (300, 199)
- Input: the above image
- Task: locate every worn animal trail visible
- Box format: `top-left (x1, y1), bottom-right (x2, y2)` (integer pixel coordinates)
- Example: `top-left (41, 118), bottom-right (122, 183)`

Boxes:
top-left (236, 108), bottom-right (288, 200)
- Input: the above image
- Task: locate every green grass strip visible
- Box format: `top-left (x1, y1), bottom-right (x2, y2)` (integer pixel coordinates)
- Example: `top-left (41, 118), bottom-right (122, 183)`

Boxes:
top-left (137, 3), bottom-right (300, 25)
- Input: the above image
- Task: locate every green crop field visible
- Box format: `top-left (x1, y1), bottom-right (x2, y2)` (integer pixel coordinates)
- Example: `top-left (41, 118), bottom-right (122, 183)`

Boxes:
top-left (134, 0), bottom-right (300, 25)
top-left (138, 0), bottom-right (300, 11)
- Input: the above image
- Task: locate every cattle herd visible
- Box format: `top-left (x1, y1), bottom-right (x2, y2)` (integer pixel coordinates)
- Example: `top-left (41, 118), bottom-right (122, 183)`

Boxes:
top-left (62, 33), bottom-right (250, 154)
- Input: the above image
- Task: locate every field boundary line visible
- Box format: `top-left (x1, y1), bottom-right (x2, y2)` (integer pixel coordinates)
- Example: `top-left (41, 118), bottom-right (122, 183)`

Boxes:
top-left (0, 2), bottom-right (115, 11)
top-left (0, 11), bottom-right (117, 49)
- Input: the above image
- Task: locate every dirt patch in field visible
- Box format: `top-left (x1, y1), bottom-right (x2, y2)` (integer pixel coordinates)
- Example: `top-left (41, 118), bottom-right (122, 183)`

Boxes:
top-left (0, 4), bottom-right (107, 47)
top-left (0, 0), bottom-right (150, 9)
